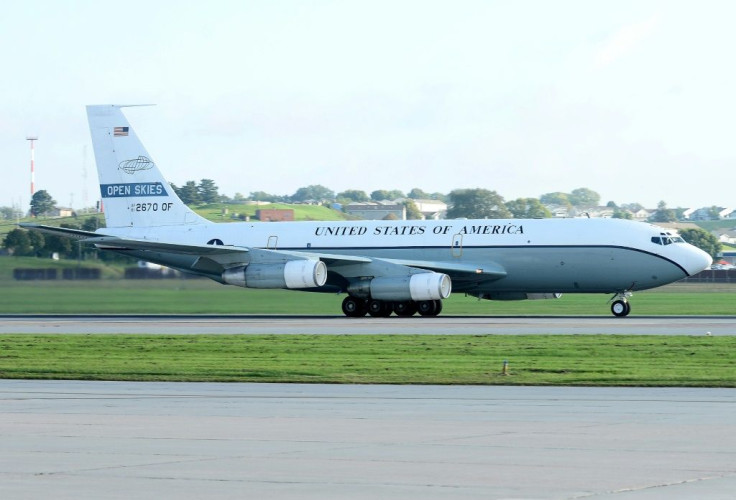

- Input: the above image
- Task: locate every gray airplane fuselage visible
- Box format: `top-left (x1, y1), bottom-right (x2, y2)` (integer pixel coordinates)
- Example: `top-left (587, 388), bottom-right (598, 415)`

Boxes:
top-left (109, 216), bottom-right (709, 297)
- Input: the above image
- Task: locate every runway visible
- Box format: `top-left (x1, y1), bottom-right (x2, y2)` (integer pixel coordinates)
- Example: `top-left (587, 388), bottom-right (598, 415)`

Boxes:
top-left (2, 380), bottom-right (736, 499)
top-left (0, 314), bottom-right (734, 335)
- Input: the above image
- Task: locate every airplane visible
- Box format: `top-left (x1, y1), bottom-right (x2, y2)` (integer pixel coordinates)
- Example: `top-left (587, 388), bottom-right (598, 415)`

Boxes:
top-left (22, 105), bottom-right (713, 318)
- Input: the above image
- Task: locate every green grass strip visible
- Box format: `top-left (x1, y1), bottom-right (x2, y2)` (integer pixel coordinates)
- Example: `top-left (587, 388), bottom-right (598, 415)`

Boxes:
top-left (1, 334), bottom-right (735, 386)
top-left (1, 279), bottom-right (735, 315)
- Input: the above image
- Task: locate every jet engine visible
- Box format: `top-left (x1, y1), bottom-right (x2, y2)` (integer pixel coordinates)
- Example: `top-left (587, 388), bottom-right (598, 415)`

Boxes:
top-left (348, 273), bottom-right (452, 301)
top-left (222, 260), bottom-right (327, 289)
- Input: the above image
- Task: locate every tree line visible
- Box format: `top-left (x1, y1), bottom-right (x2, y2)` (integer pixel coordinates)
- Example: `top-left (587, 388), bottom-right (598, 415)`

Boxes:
top-left (0, 181), bottom-right (716, 225)
top-left (0, 181), bottom-right (723, 259)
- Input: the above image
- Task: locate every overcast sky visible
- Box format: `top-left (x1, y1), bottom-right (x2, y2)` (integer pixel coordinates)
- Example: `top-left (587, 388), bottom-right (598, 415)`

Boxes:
top-left (2, 0), bottom-right (734, 211)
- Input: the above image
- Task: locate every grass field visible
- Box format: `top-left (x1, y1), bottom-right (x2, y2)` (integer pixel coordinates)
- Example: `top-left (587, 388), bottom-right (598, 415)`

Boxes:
top-left (0, 278), bottom-right (735, 315)
top-left (0, 334), bottom-right (734, 386)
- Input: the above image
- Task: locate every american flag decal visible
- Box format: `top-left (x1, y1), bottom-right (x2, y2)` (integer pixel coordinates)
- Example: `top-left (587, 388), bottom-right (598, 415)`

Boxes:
top-left (114, 126), bottom-right (129, 137)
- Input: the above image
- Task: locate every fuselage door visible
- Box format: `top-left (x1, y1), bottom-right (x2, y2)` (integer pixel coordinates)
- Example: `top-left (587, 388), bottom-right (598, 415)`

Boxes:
top-left (267, 236), bottom-right (278, 249)
top-left (451, 233), bottom-right (463, 257)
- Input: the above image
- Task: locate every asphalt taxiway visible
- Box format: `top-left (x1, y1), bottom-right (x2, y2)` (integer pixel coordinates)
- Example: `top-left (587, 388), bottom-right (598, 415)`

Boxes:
top-left (2, 381), bottom-right (736, 499)
top-left (0, 314), bottom-right (734, 335)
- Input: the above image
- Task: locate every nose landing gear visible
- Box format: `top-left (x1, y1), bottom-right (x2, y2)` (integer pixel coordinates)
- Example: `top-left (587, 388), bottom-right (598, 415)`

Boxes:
top-left (609, 292), bottom-right (632, 317)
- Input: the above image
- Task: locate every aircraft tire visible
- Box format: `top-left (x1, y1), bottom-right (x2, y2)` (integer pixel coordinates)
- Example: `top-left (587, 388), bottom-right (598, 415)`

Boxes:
top-left (417, 300), bottom-right (438, 317)
top-left (611, 299), bottom-right (630, 317)
top-left (342, 296), bottom-right (368, 317)
top-left (394, 301), bottom-right (418, 317)
top-left (368, 299), bottom-right (393, 317)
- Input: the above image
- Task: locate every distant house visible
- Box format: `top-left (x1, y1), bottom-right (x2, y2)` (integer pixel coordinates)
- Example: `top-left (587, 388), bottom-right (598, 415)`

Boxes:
top-left (544, 204), bottom-right (571, 218)
top-left (410, 199), bottom-right (447, 220)
top-left (719, 208), bottom-right (736, 219)
top-left (627, 209), bottom-right (650, 220)
top-left (543, 205), bottom-right (620, 218)
top-left (713, 229), bottom-right (736, 245)
top-left (575, 206), bottom-right (614, 218)
top-left (255, 209), bottom-right (294, 222)
top-left (683, 207), bottom-right (735, 221)
top-left (48, 207), bottom-right (74, 218)
top-left (344, 202), bottom-right (406, 220)
top-left (681, 208), bottom-right (697, 220)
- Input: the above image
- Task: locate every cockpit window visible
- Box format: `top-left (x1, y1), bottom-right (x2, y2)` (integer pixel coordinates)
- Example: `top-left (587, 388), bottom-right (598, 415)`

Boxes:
top-left (651, 232), bottom-right (685, 245)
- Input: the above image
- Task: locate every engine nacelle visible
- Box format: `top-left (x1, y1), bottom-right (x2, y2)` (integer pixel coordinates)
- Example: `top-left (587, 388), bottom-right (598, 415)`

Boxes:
top-left (222, 260), bottom-right (327, 289)
top-left (349, 273), bottom-right (452, 301)
top-left (472, 292), bottom-right (562, 301)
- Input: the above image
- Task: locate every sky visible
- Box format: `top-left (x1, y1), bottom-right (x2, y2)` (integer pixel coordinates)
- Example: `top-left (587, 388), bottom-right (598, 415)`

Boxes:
top-left (1, 0), bottom-right (735, 211)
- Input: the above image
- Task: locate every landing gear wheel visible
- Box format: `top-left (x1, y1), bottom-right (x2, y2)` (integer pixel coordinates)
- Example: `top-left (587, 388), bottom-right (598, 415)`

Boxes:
top-left (368, 299), bottom-right (393, 317)
top-left (342, 296), bottom-right (367, 317)
top-left (394, 301), bottom-right (418, 317)
top-left (417, 300), bottom-right (442, 317)
top-left (611, 299), bottom-right (630, 317)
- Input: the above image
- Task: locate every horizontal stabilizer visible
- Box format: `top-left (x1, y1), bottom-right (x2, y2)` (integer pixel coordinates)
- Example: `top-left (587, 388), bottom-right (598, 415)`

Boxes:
top-left (19, 223), bottom-right (103, 240)
top-left (83, 236), bottom-right (248, 255)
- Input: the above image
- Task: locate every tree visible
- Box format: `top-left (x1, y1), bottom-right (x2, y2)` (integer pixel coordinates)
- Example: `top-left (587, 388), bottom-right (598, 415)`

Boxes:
top-left (337, 189), bottom-right (369, 202)
top-left (198, 179), bottom-right (219, 204)
top-left (175, 181), bottom-right (201, 205)
top-left (651, 200), bottom-right (677, 223)
top-left (622, 202), bottom-right (644, 213)
top-left (27, 230), bottom-right (45, 256)
top-left (43, 223), bottom-right (75, 257)
top-left (447, 189), bottom-right (511, 219)
top-left (3, 228), bottom-right (32, 256)
top-left (505, 198), bottom-right (552, 219)
top-left (708, 206), bottom-right (723, 220)
top-left (249, 191), bottom-right (279, 202)
top-left (403, 199), bottom-right (423, 220)
top-left (82, 216), bottom-right (102, 232)
top-left (291, 185), bottom-right (335, 202)
top-left (612, 208), bottom-right (633, 219)
top-left (539, 192), bottom-right (571, 207)
top-left (407, 188), bottom-right (430, 199)
top-left (568, 188), bottom-right (600, 207)
top-left (0, 206), bottom-right (22, 220)
top-left (370, 189), bottom-right (405, 201)
top-left (679, 228), bottom-right (722, 260)
top-left (30, 190), bottom-right (56, 216)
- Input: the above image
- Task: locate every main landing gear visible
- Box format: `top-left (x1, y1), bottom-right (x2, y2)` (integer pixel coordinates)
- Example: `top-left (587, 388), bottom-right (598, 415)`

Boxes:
top-left (610, 292), bottom-right (632, 317)
top-left (341, 296), bottom-right (443, 317)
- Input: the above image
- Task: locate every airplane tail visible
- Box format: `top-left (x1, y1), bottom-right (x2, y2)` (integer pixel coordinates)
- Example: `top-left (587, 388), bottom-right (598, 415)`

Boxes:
top-left (87, 105), bottom-right (209, 228)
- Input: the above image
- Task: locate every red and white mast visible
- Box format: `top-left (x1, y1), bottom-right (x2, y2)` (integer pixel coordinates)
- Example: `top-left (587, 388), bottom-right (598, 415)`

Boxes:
top-left (26, 136), bottom-right (38, 197)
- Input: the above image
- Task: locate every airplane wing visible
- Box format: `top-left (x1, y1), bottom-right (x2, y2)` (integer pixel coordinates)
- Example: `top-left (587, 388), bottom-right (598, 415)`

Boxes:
top-left (381, 258), bottom-right (507, 281)
top-left (21, 224), bottom-right (505, 286)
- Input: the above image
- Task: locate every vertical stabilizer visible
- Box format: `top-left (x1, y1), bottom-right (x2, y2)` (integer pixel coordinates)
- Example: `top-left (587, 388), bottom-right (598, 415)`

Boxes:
top-left (87, 105), bottom-right (209, 228)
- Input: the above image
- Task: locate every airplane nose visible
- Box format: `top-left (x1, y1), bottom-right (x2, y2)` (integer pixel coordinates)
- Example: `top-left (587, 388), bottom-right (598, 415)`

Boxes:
top-left (683, 246), bottom-right (712, 276)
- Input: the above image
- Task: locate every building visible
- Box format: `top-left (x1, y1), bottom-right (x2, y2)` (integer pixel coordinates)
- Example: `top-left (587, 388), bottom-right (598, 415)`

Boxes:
top-left (344, 202), bottom-right (406, 220)
top-left (255, 209), bottom-right (294, 222)
top-left (410, 199), bottom-right (447, 220)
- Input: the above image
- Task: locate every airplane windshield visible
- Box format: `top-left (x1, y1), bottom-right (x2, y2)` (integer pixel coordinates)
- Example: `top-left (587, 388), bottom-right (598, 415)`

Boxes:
top-left (651, 232), bottom-right (686, 245)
